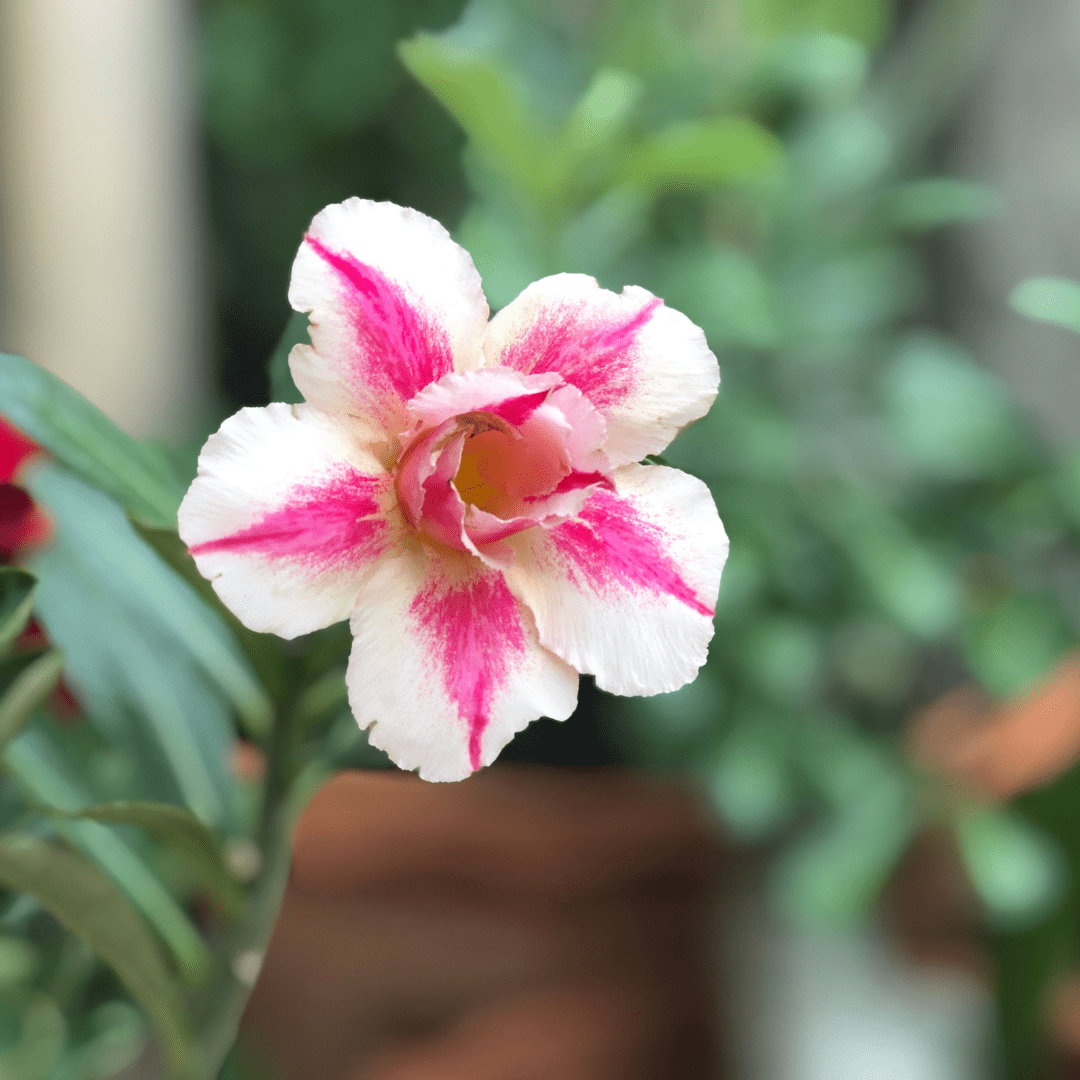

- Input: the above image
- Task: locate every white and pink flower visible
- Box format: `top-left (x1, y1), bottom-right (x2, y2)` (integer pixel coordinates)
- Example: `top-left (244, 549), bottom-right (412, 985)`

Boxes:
top-left (179, 199), bottom-right (727, 781)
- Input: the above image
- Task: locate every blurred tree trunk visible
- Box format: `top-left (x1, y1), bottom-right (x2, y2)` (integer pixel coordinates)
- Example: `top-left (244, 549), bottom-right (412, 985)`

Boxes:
top-left (0, 0), bottom-right (208, 440)
top-left (949, 0), bottom-right (1080, 446)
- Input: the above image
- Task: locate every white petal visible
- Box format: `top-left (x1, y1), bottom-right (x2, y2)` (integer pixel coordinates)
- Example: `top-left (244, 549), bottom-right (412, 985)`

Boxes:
top-left (178, 403), bottom-right (394, 638)
top-left (482, 273), bottom-right (719, 466)
top-left (502, 464), bottom-right (727, 696)
top-left (288, 199), bottom-right (490, 434)
top-left (347, 544), bottom-right (578, 782)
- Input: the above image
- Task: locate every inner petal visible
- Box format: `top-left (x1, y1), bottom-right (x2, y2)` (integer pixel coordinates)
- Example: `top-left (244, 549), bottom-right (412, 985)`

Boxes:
top-left (453, 419), bottom-right (569, 518)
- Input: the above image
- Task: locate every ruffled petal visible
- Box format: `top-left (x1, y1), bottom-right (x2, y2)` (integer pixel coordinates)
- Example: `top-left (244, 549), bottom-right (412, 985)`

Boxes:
top-left (179, 403), bottom-right (394, 638)
top-left (405, 368), bottom-right (564, 431)
top-left (482, 273), bottom-right (719, 466)
top-left (347, 545), bottom-right (578, 782)
top-left (288, 199), bottom-right (490, 435)
top-left (502, 464), bottom-right (727, 696)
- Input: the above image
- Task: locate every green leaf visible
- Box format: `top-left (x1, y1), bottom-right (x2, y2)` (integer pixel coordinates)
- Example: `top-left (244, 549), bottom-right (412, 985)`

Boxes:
top-left (557, 185), bottom-right (649, 278)
top-left (624, 117), bottom-right (783, 190)
top-left (267, 311), bottom-right (308, 406)
top-left (773, 723), bottom-right (913, 926)
top-left (810, 487), bottom-right (964, 638)
top-left (0, 991), bottom-right (65, 1079)
top-left (4, 729), bottom-right (212, 983)
top-left (881, 177), bottom-right (1001, 231)
top-left (1010, 276), bottom-right (1080, 336)
top-left (29, 464), bottom-right (271, 742)
top-left (741, 0), bottom-right (892, 49)
top-left (964, 594), bottom-right (1074, 701)
top-left (132, 522), bottom-right (290, 704)
top-left (739, 616), bottom-right (826, 707)
top-left (658, 247), bottom-right (780, 350)
top-left (398, 33), bottom-right (556, 202)
top-left (296, 668), bottom-right (348, 730)
top-left (956, 807), bottom-right (1068, 930)
top-left (559, 68), bottom-right (642, 174)
top-left (707, 714), bottom-right (795, 841)
top-left (0, 650), bottom-right (63, 753)
top-left (26, 465), bottom-right (261, 816)
top-left (0, 833), bottom-right (195, 1077)
top-left (882, 335), bottom-right (1025, 480)
top-left (0, 569), bottom-right (36, 655)
top-left (0, 354), bottom-right (183, 527)
top-left (48, 801), bottom-right (245, 921)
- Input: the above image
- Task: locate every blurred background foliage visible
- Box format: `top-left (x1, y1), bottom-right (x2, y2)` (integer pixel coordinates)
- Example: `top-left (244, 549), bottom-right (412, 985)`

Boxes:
top-left (2, 0), bottom-right (1080, 1075)
top-left (208, 0), bottom-right (1080, 1074)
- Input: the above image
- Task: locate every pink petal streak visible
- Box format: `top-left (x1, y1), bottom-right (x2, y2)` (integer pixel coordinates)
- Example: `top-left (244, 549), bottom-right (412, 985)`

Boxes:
top-left (190, 466), bottom-right (388, 572)
top-left (305, 234), bottom-right (455, 407)
top-left (550, 487), bottom-right (713, 618)
top-left (410, 572), bottom-right (527, 771)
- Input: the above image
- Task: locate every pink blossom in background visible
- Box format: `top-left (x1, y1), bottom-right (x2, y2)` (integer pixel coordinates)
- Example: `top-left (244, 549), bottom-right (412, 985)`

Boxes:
top-left (179, 199), bottom-right (727, 781)
top-left (0, 417), bottom-right (49, 562)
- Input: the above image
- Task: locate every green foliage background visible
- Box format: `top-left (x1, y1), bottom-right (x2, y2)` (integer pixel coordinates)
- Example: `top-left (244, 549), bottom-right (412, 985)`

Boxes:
top-left (2, 0), bottom-right (1080, 1076)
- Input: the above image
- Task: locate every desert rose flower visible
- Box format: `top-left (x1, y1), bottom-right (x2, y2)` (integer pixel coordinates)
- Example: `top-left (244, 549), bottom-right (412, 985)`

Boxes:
top-left (179, 199), bottom-right (727, 781)
top-left (0, 417), bottom-right (49, 562)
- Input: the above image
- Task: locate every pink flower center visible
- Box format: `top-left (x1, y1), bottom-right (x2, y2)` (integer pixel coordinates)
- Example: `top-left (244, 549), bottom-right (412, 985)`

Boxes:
top-left (394, 368), bottom-right (609, 553)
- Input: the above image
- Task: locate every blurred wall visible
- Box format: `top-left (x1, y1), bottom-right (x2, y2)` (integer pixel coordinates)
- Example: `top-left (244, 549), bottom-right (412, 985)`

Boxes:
top-left (0, 0), bottom-right (207, 439)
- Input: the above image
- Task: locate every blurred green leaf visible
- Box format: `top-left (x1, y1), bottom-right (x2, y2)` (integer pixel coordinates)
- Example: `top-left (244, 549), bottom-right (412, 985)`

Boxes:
top-left (0, 991), bottom-right (65, 1080)
top-left (740, 616), bottom-right (826, 707)
top-left (956, 807), bottom-right (1068, 931)
top-left (781, 245), bottom-right (917, 340)
top-left (47, 802), bottom-right (245, 922)
top-left (296, 669), bottom-right (348, 731)
top-left (708, 714), bottom-right (795, 841)
top-left (28, 463), bottom-right (267, 792)
top-left (760, 33), bottom-right (868, 103)
top-left (57, 1000), bottom-right (145, 1080)
top-left (557, 185), bottom-right (649, 276)
top-left (772, 782), bottom-right (912, 925)
top-left (659, 248), bottom-right (780, 350)
top-left (741, 0), bottom-right (893, 49)
top-left (0, 651), bottom-right (63, 754)
top-left (964, 594), bottom-right (1074, 701)
top-left (630, 672), bottom-right (722, 754)
top-left (455, 201), bottom-right (545, 310)
top-left (267, 311), bottom-right (308, 406)
top-left (132, 522), bottom-right (290, 704)
top-left (882, 335), bottom-right (1024, 480)
top-left (809, 487), bottom-right (963, 638)
top-left (774, 720), bottom-right (913, 925)
top-left (399, 32), bottom-right (556, 202)
top-left (625, 117), bottom-right (782, 190)
top-left (881, 177), bottom-right (1001, 231)
top-left (1010, 276), bottom-right (1080, 336)
top-left (0, 355), bottom-right (183, 528)
top-left (830, 617), bottom-right (914, 704)
top-left (789, 106), bottom-right (891, 199)
top-left (0, 834), bottom-right (195, 1078)
top-left (0, 936), bottom-right (37, 988)
top-left (560, 68), bottom-right (642, 169)
top-left (4, 730), bottom-right (212, 984)
top-left (0, 570), bottom-right (36, 656)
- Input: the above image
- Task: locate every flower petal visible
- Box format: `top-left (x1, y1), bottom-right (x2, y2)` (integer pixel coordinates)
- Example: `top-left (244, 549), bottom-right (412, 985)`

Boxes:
top-left (502, 464), bottom-right (727, 696)
top-left (179, 403), bottom-right (394, 638)
top-left (483, 273), bottom-right (719, 466)
top-left (348, 546), bottom-right (578, 782)
top-left (405, 368), bottom-right (564, 431)
top-left (0, 418), bottom-right (40, 484)
top-left (288, 199), bottom-right (490, 434)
